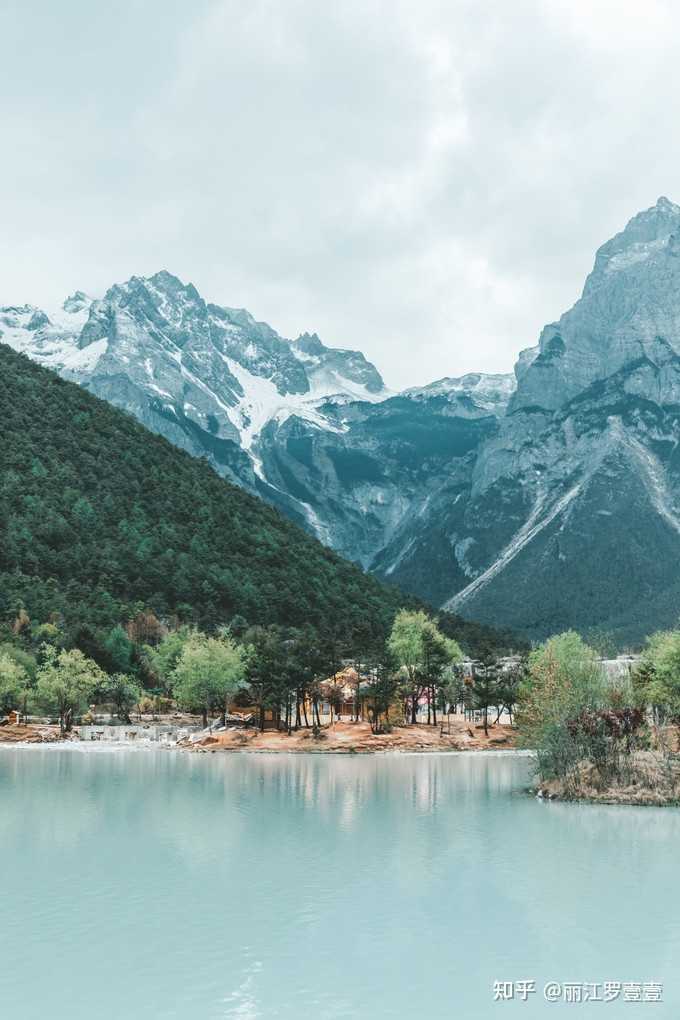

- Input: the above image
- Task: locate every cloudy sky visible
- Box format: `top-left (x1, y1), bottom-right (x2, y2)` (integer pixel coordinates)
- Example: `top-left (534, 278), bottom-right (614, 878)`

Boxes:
top-left (2, 1), bottom-right (680, 389)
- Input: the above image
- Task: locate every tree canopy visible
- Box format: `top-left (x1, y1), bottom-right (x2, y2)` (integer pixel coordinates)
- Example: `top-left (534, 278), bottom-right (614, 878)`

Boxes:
top-left (388, 609), bottom-right (462, 723)
top-left (35, 647), bottom-right (107, 734)
top-left (0, 343), bottom-right (521, 661)
top-left (171, 632), bottom-right (248, 726)
top-left (636, 629), bottom-right (680, 722)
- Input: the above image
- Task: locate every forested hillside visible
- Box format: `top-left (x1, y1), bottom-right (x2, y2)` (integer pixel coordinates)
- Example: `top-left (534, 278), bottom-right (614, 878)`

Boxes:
top-left (0, 344), bottom-right (519, 660)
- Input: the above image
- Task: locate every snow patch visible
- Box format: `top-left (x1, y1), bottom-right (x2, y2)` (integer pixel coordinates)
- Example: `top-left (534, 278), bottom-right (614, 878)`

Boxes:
top-left (220, 355), bottom-right (346, 452)
top-left (385, 536), bottom-right (417, 576)
top-left (301, 502), bottom-right (332, 545)
top-left (305, 365), bottom-right (390, 404)
top-left (606, 237), bottom-right (668, 273)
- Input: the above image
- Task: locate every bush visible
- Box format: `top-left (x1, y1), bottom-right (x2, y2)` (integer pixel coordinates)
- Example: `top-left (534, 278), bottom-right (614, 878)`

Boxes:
top-left (535, 722), bottom-right (582, 782)
top-left (518, 632), bottom-right (645, 785)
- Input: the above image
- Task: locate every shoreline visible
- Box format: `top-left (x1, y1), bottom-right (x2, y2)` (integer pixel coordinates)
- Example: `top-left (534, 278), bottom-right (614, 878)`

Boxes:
top-left (0, 740), bottom-right (533, 757)
top-left (6, 738), bottom-right (678, 804)
top-left (0, 718), bottom-right (520, 755)
top-left (534, 786), bottom-right (680, 807)
top-left (533, 753), bottom-right (680, 807)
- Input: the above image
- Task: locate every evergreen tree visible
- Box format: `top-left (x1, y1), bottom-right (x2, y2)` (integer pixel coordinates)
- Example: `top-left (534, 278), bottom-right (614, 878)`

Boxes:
top-left (0, 343), bottom-right (521, 662)
top-left (103, 625), bottom-right (135, 674)
top-left (103, 673), bottom-right (142, 724)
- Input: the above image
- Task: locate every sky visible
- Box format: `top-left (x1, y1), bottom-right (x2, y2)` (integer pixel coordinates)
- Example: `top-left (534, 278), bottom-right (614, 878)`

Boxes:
top-left (2, 1), bottom-right (680, 390)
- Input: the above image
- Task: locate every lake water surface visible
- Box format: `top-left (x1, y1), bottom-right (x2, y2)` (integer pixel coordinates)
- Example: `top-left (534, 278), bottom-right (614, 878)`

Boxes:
top-left (1, 748), bottom-right (678, 1019)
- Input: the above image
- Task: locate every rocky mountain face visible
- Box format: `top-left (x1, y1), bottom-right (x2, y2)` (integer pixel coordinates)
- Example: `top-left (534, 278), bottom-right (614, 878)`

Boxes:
top-left (0, 269), bottom-right (513, 565)
top-left (375, 197), bottom-right (680, 645)
top-left (0, 272), bottom-right (390, 525)
top-left (5, 197), bottom-right (680, 644)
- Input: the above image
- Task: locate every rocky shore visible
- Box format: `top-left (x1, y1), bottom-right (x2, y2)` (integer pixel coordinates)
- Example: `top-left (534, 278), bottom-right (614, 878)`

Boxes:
top-left (0, 723), bottom-right (62, 744)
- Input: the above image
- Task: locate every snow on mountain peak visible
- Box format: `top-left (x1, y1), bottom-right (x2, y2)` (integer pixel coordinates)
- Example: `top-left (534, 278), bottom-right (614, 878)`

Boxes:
top-left (1, 271), bottom-right (392, 480)
top-left (291, 331), bottom-right (388, 400)
top-left (404, 372), bottom-right (515, 413)
top-left (62, 291), bottom-right (92, 314)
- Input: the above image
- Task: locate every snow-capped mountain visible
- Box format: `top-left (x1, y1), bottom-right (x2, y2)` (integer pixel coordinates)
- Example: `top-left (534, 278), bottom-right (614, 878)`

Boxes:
top-left (1, 269), bottom-right (510, 554)
top-left (6, 197), bottom-right (680, 644)
top-left (1, 271), bottom-right (389, 506)
top-left (404, 373), bottom-right (516, 414)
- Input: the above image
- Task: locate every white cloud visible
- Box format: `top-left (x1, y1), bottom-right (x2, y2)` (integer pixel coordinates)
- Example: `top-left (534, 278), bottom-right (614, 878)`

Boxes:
top-left (2, 0), bottom-right (680, 388)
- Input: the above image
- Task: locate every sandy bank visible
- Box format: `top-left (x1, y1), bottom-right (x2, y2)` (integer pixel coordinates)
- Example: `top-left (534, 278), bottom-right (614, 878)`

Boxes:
top-left (182, 719), bottom-right (517, 754)
top-left (0, 719), bottom-right (518, 754)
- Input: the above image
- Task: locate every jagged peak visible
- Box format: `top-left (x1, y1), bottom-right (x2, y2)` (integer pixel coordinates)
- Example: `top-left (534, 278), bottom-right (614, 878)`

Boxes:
top-left (618, 195), bottom-right (680, 236)
top-left (27, 309), bottom-right (50, 331)
top-left (654, 195), bottom-right (680, 213)
top-left (581, 196), bottom-right (680, 297)
top-left (149, 268), bottom-right (184, 287)
top-left (290, 332), bottom-right (386, 396)
top-left (147, 270), bottom-right (202, 303)
top-left (100, 271), bottom-right (203, 310)
top-left (62, 291), bottom-right (92, 314)
top-left (293, 331), bottom-right (325, 354)
top-left (292, 331), bottom-right (382, 369)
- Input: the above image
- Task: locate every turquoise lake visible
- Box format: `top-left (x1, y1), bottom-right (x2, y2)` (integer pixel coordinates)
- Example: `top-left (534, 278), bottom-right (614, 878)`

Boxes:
top-left (1, 748), bottom-right (678, 1019)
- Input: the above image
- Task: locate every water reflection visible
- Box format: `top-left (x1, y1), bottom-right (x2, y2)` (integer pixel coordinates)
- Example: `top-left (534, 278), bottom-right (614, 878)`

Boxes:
top-left (0, 749), bottom-right (677, 1020)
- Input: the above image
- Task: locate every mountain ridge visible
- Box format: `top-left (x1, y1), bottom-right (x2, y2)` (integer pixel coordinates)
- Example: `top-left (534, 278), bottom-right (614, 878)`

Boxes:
top-left (1, 268), bottom-right (509, 555)
top-left (0, 341), bottom-right (517, 659)
top-left (5, 196), bottom-right (680, 643)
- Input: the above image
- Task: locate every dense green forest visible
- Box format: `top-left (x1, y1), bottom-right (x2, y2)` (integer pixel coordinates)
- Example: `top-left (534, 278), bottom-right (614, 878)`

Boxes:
top-left (0, 344), bottom-right (521, 665)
